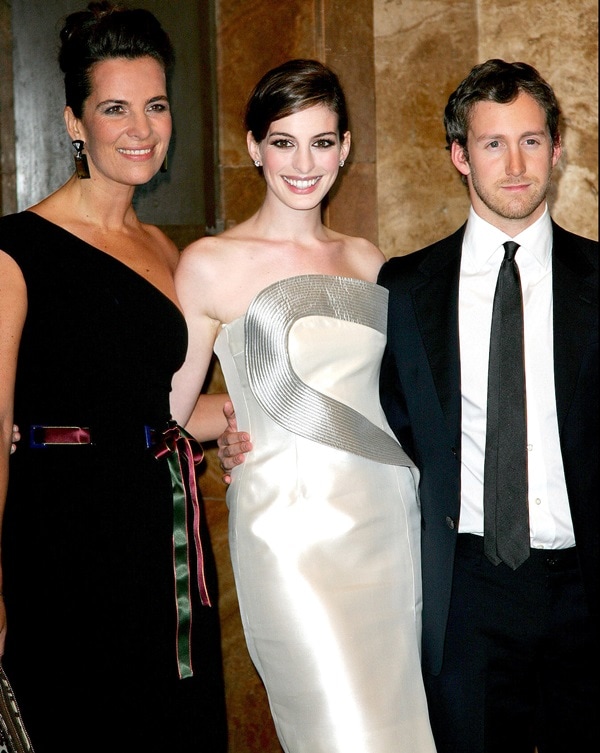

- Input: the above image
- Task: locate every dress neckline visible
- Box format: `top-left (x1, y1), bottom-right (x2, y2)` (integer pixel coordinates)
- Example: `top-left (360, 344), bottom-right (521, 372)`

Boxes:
top-left (23, 210), bottom-right (184, 322)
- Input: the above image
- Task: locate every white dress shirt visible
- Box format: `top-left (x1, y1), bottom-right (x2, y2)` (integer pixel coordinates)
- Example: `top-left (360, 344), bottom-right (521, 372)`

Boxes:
top-left (458, 205), bottom-right (575, 549)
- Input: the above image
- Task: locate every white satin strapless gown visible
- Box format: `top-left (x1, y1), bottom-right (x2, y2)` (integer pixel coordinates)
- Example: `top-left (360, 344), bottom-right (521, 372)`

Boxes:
top-left (214, 275), bottom-right (436, 753)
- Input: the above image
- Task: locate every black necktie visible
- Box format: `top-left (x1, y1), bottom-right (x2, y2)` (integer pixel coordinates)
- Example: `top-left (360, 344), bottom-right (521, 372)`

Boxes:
top-left (483, 241), bottom-right (530, 570)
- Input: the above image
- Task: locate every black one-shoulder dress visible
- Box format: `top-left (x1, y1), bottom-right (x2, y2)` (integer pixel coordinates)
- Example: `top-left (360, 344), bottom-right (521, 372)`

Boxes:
top-left (0, 212), bottom-right (227, 753)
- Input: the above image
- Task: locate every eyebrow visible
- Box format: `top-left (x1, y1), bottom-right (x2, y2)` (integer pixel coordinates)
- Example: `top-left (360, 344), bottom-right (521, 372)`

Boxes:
top-left (267, 131), bottom-right (338, 139)
top-left (475, 129), bottom-right (548, 142)
top-left (95, 94), bottom-right (169, 108)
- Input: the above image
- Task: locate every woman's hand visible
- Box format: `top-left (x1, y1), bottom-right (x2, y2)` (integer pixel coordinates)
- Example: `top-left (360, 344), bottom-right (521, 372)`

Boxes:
top-left (10, 424), bottom-right (20, 455)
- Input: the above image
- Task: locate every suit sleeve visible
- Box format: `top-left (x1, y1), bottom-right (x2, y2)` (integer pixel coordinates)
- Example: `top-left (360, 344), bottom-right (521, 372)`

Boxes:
top-left (378, 261), bottom-right (417, 462)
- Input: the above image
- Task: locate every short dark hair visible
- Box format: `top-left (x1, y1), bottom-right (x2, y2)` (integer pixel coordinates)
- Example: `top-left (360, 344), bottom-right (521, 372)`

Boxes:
top-left (244, 59), bottom-right (349, 142)
top-left (444, 59), bottom-right (561, 150)
top-left (59, 1), bottom-right (174, 118)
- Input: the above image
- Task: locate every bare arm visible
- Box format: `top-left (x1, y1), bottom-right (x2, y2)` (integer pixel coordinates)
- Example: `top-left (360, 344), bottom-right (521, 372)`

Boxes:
top-left (170, 244), bottom-right (226, 440)
top-left (184, 393), bottom-right (230, 443)
top-left (0, 251), bottom-right (27, 654)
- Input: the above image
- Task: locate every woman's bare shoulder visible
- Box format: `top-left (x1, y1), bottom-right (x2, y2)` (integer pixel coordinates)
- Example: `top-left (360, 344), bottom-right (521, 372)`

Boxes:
top-left (180, 224), bottom-right (258, 263)
top-left (332, 231), bottom-right (386, 278)
top-left (343, 232), bottom-right (383, 256)
top-left (183, 222), bottom-right (248, 249)
top-left (177, 233), bottom-right (253, 293)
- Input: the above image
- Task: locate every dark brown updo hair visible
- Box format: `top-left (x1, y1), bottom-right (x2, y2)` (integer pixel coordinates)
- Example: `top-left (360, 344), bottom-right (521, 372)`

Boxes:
top-left (59, 1), bottom-right (175, 118)
top-left (244, 59), bottom-right (349, 143)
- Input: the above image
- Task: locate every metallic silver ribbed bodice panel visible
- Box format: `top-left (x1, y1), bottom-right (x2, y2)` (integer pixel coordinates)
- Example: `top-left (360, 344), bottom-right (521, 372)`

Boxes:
top-left (214, 275), bottom-right (435, 753)
top-left (244, 275), bottom-right (414, 466)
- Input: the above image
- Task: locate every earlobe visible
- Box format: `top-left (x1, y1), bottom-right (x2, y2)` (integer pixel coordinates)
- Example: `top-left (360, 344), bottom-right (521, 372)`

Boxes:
top-left (64, 106), bottom-right (83, 142)
top-left (450, 141), bottom-right (470, 176)
top-left (340, 131), bottom-right (351, 162)
top-left (247, 131), bottom-right (261, 165)
top-left (551, 139), bottom-right (562, 167)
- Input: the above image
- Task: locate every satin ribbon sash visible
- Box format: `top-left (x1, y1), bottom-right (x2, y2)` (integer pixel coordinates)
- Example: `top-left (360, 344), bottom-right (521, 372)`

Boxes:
top-left (27, 421), bottom-right (210, 680)
top-left (29, 425), bottom-right (92, 447)
top-left (149, 420), bottom-right (210, 679)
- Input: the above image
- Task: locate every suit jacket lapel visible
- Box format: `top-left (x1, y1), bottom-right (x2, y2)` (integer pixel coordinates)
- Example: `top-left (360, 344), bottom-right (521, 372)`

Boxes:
top-left (412, 225), bottom-right (465, 448)
top-left (551, 221), bottom-right (597, 430)
top-left (403, 220), bottom-right (594, 468)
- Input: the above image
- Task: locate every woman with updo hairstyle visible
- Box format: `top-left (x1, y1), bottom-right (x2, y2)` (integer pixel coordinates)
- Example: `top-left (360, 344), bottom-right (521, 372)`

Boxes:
top-left (170, 59), bottom-right (436, 753)
top-left (244, 57), bottom-right (349, 142)
top-left (59, 2), bottom-right (175, 119)
top-left (0, 3), bottom-right (228, 751)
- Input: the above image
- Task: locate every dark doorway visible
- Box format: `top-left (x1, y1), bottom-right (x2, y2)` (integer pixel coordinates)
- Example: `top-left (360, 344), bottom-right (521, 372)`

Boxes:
top-left (3, 0), bottom-right (217, 235)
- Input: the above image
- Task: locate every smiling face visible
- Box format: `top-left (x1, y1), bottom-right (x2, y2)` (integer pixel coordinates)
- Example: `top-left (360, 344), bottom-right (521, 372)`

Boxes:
top-left (65, 56), bottom-right (172, 187)
top-left (248, 104), bottom-right (350, 211)
top-left (451, 91), bottom-right (561, 234)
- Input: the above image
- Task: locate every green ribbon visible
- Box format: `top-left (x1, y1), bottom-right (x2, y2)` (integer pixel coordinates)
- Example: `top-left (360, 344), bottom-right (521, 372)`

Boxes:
top-left (150, 421), bottom-right (210, 679)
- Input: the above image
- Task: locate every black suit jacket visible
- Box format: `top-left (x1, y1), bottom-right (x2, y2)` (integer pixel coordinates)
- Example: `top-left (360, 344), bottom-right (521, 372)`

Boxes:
top-left (378, 220), bottom-right (599, 675)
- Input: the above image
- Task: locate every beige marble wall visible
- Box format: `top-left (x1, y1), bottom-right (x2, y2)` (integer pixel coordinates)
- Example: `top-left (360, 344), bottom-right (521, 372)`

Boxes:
top-left (375, 0), bottom-right (599, 257)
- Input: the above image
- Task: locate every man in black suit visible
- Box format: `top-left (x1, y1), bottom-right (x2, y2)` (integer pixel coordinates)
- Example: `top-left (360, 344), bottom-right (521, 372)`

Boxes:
top-left (218, 59), bottom-right (598, 753)
top-left (378, 59), bottom-right (598, 752)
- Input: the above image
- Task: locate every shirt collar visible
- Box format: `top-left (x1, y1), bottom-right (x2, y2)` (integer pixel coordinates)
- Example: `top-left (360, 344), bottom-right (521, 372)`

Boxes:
top-left (463, 205), bottom-right (553, 271)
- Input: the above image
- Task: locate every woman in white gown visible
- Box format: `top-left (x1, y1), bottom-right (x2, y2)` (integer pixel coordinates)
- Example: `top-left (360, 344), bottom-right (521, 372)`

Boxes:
top-left (170, 59), bottom-right (436, 753)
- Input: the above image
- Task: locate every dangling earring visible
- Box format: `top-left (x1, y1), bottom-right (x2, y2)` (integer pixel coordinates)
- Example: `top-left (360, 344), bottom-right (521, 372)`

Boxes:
top-left (72, 140), bottom-right (90, 179)
top-left (160, 154), bottom-right (168, 173)
top-left (254, 160), bottom-right (261, 167)
top-left (339, 159), bottom-right (345, 168)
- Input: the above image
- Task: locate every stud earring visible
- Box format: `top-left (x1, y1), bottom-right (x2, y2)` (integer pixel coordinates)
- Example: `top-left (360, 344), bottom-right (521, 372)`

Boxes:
top-left (254, 160), bottom-right (261, 167)
top-left (339, 159), bottom-right (345, 168)
top-left (72, 140), bottom-right (90, 179)
top-left (160, 154), bottom-right (168, 173)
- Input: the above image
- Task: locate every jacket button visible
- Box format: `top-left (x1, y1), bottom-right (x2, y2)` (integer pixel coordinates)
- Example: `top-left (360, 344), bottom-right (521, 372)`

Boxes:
top-left (445, 516), bottom-right (456, 530)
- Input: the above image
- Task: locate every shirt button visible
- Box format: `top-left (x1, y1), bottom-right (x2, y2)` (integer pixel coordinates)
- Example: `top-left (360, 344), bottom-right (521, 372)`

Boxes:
top-left (527, 444), bottom-right (533, 451)
top-left (535, 498), bottom-right (542, 506)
